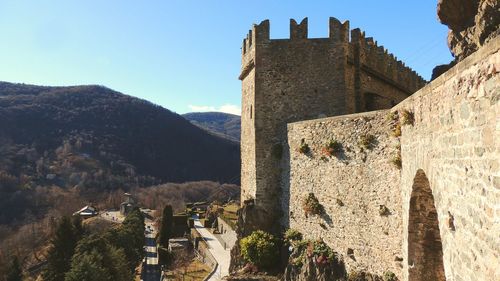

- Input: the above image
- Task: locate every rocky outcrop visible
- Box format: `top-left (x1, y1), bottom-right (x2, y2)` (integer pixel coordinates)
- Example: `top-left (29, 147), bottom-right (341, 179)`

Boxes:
top-left (229, 200), bottom-right (282, 272)
top-left (438, 0), bottom-right (499, 61)
top-left (282, 239), bottom-right (347, 281)
top-left (431, 61), bottom-right (457, 80)
top-left (283, 256), bottom-right (346, 281)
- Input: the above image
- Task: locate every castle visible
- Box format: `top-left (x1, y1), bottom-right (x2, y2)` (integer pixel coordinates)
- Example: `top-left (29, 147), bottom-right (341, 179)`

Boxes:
top-left (239, 17), bottom-right (499, 281)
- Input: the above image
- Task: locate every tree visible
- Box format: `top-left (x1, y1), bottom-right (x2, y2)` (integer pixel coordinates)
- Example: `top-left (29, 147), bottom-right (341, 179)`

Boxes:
top-left (42, 216), bottom-right (81, 281)
top-left (71, 215), bottom-right (85, 240)
top-left (158, 205), bottom-right (173, 248)
top-left (64, 250), bottom-right (109, 281)
top-left (68, 235), bottom-right (132, 281)
top-left (5, 256), bottom-right (22, 281)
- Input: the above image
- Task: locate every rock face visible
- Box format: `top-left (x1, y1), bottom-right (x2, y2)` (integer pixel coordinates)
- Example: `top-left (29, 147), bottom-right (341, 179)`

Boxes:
top-left (229, 200), bottom-right (282, 272)
top-left (438, 0), bottom-right (500, 60)
top-left (283, 252), bottom-right (346, 281)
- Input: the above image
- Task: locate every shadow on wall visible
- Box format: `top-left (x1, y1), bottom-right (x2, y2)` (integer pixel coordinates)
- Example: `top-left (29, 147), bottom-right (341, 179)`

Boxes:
top-left (407, 169), bottom-right (445, 281)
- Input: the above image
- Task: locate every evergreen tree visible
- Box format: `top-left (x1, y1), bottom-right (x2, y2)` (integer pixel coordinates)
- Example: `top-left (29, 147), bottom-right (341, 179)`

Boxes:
top-left (64, 250), bottom-right (109, 281)
top-left (158, 205), bottom-right (173, 248)
top-left (42, 216), bottom-right (81, 281)
top-left (68, 235), bottom-right (132, 281)
top-left (71, 215), bottom-right (85, 240)
top-left (5, 256), bottom-right (22, 281)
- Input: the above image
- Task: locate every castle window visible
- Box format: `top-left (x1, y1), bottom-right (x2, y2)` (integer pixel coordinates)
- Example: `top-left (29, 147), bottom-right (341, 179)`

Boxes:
top-left (250, 105), bottom-right (253, 119)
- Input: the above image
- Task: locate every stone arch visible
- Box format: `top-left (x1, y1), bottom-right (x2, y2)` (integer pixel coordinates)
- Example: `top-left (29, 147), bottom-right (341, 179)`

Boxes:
top-left (408, 169), bottom-right (445, 281)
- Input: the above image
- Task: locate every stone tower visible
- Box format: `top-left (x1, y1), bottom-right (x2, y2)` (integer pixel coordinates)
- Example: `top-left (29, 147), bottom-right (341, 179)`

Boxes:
top-left (239, 17), bottom-right (425, 231)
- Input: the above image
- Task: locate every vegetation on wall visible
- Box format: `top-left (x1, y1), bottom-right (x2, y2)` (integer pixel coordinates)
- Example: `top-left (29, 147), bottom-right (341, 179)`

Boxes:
top-left (378, 205), bottom-right (391, 216)
top-left (391, 146), bottom-right (402, 169)
top-left (288, 238), bottom-right (341, 269)
top-left (322, 140), bottom-right (342, 157)
top-left (400, 110), bottom-right (414, 126)
top-left (302, 193), bottom-right (324, 217)
top-left (358, 134), bottom-right (376, 150)
top-left (347, 270), bottom-right (398, 281)
top-left (298, 139), bottom-right (310, 154)
top-left (387, 111), bottom-right (401, 137)
top-left (239, 230), bottom-right (279, 270)
top-left (284, 229), bottom-right (303, 243)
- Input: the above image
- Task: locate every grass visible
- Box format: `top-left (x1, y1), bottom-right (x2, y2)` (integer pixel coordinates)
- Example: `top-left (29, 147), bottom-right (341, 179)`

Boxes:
top-left (164, 260), bottom-right (211, 281)
top-left (401, 109), bottom-right (414, 126)
top-left (211, 202), bottom-right (239, 229)
top-left (358, 134), bottom-right (376, 149)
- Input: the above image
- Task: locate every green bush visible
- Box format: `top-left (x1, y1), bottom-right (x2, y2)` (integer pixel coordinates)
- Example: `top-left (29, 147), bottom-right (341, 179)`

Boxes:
top-left (284, 229), bottom-right (303, 243)
top-left (383, 271), bottom-right (397, 281)
top-left (240, 230), bottom-right (279, 269)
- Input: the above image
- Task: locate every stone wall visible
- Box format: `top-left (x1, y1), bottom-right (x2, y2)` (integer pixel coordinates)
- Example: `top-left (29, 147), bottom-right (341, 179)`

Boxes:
top-left (286, 110), bottom-right (404, 278)
top-left (396, 36), bottom-right (499, 281)
top-left (216, 217), bottom-right (237, 250)
top-left (284, 36), bottom-right (499, 281)
top-left (239, 18), bottom-right (425, 233)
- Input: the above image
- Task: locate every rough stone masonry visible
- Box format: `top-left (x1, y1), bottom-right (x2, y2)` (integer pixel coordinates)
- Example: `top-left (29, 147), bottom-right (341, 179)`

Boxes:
top-left (238, 3), bottom-right (499, 281)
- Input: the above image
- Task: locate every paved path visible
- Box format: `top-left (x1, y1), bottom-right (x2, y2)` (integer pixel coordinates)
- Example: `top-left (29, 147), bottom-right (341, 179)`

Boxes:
top-left (100, 210), bottom-right (125, 223)
top-left (141, 220), bottom-right (160, 281)
top-left (193, 215), bottom-right (230, 281)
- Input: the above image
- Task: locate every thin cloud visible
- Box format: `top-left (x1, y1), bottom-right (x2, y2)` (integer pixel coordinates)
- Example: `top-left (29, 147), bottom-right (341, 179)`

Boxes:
top-left (188, 104), bottom-right (241, 115)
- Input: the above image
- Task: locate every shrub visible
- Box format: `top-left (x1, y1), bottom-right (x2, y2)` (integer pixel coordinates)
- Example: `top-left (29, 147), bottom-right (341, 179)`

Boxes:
top-left (302, 193), bottom-right (324, 216)
top-left (391, 151), bottom-right (402, 169)
top-left (379, 205), bottom-right (390, 216)
top-left (386, 111), bottom-right (398, 122)
top-left (284, 229), bottom-right (303, 243)
top-left (383, 271), bottom-right (398, 281)
top-left (298, 139), bottom-right (310, 154)
top-left (336, 199), bottom-right (344, 206)
top-left (400, 110), bottom-right (414, 126)
top-left (322, 140), bottom-right (342, 157)
top-left (359, 134), bottom-right (376, 149)
top-left (309, 240), bottom-right (337, 266)
top-left (391, 123), bottom-right (402, 137)
top-left (240, 230), bottom-right (279, 269)
top-left (289, 239), bottom-right (339, 269)
top-left (348, 271), bottom-right (383, 281)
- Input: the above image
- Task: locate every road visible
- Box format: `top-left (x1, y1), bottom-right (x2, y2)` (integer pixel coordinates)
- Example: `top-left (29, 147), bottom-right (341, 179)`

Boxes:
top-left (193, 215), bottom-right (230, 281)
top-left (141, 219), bottom-right (161, 281)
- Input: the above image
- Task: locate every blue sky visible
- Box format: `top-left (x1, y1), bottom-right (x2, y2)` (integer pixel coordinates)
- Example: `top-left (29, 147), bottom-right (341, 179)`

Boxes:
top-left (0, 1), bottom-right (452, 115)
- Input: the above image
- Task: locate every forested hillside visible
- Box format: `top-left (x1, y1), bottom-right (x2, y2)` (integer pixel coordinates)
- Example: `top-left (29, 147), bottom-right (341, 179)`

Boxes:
top-left (0, 82), bottom-right (240, 224)
top-left (183, 112), bottom-right (240, 142)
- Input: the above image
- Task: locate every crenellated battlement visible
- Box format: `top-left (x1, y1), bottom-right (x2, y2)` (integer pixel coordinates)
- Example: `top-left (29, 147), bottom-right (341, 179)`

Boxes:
top-left (240, 17), bottom-right (426, 93)
top-left (349, 29), bottom-right (426, 93)
top-left (241, 20), bottom-right (269, 55)
top-left (241, 17), bottom-right (350, 56)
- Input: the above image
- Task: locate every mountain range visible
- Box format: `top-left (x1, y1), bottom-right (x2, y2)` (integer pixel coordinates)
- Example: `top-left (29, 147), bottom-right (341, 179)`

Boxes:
top-left (0, 81), bottom-right (240, 187)
top-left (183, 112), bottom-right (240, 142)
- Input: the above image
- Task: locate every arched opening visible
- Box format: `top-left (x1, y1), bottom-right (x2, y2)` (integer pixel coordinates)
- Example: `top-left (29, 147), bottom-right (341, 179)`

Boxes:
top-left (408, 170), bottom-right (445, 281)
